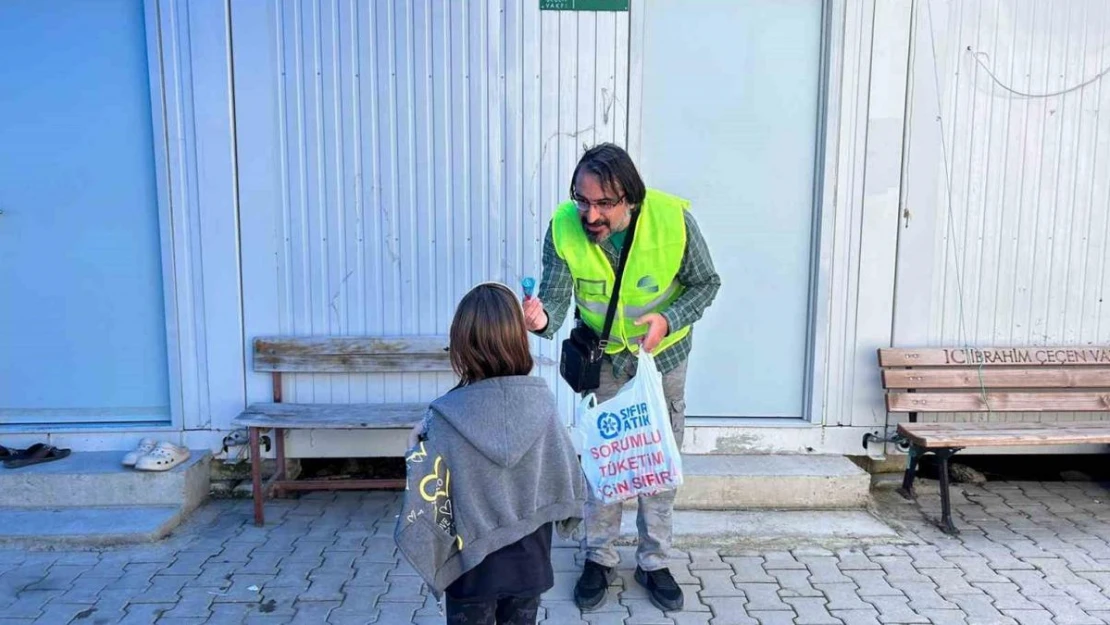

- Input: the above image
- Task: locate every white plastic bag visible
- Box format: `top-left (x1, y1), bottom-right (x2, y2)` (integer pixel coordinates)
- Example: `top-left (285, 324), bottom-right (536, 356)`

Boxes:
top-left (572, 350), bottom-right (683, 504)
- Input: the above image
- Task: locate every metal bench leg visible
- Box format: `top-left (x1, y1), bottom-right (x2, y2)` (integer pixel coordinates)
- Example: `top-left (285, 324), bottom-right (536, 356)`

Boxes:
top-left (273, 428), bottom-right (287, 497)
top-left (936, 447), bottom-right (960, 536)
top-left (898, 444), bottom-right (923, 500)
top-left (250, 426), bottom-right (265, 526)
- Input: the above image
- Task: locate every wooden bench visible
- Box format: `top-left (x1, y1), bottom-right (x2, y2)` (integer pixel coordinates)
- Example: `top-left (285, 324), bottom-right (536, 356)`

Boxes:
top-left (878, 347), bottom-right (1110, 534)
top-left (232, 335), bottom-right (451, 525)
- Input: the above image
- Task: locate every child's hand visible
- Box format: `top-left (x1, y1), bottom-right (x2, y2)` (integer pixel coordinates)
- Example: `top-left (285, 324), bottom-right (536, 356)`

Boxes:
top-left (407, 421), bottom-right (426, 449)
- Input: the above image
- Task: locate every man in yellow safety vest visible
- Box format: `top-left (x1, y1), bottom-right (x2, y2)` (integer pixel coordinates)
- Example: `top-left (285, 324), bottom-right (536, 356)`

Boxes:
top-left (525, 143), bottom-right (721, 612)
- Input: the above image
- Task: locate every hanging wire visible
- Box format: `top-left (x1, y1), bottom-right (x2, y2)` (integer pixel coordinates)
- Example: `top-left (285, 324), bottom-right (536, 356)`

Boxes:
top-left (968, 49), bottom-right (1110, 99)
top-left (924, 1), bottom-right (991, 416)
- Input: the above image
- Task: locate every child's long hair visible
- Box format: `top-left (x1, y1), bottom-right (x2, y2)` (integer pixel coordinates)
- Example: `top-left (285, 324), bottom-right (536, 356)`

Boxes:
top-left (449, 282), bottom-right (534, 386)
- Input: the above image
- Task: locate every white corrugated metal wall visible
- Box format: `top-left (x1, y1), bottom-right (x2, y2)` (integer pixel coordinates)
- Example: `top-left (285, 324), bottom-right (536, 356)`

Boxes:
top-left (83, 0), bottom-right (1108, 453)
top-left (10, 0), bottom-right (898, 456)
top-left (897, 0), bottom-right (1110, 424)
top-left (232, 1), bottom-right (630, 422)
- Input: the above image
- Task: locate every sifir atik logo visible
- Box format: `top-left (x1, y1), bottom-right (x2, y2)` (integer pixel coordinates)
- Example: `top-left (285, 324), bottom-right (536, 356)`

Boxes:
top-left (596, 402), bottom-right (652, 440)
top-left (597, 412), bottom-right (622, 440)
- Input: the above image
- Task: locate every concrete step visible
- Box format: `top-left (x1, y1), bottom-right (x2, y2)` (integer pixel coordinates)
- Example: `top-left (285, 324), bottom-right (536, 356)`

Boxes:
top-left (0, 505), bottom-right (186, 546)
top-left (614, 509), bottom-right (902, 550)
top-left (0, 450), bottom-right (210, 509)
top-left (667, 454), bottom-right (871, 510)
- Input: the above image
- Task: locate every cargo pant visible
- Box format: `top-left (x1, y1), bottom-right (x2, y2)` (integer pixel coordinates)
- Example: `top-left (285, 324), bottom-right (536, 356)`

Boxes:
top-left (583, 358), bottom-right (687, 571)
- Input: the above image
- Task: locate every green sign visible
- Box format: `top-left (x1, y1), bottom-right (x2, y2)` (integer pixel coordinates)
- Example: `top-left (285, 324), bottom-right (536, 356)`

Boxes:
top-left (540, 0), bottom-right (629, 11)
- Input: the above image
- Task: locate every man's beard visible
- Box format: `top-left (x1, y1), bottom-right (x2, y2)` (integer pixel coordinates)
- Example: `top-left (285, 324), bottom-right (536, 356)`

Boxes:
top-left (582, 216), bottom-right (611, 243)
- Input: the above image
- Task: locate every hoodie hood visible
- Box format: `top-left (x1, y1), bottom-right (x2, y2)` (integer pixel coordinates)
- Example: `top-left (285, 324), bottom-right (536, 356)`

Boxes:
top-left (429, 376), bottom-right (557, 468)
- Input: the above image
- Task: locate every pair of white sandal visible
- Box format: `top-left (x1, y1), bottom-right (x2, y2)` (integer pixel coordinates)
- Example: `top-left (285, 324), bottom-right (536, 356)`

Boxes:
top-left (122, 439), bottom-right (191, 471)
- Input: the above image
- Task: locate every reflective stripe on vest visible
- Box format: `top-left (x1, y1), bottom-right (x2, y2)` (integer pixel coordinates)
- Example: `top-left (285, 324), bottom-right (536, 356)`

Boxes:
top-left (552, 188), bottom-right (691, 355)
top-left (574, 280), bottom-right (680, 319)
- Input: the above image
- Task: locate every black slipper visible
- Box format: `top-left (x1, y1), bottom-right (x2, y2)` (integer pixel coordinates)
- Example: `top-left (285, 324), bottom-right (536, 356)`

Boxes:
top-left (3, 444), bottom-right (71, 469)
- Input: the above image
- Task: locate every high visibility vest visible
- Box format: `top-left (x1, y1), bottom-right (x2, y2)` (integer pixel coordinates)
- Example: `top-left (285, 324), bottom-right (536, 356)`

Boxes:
top-left (552, 188), bottom-right (690, 355)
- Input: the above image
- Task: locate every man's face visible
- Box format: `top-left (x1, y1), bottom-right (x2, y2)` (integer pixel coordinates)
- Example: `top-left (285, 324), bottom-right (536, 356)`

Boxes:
top-left (573, 172), bottom-right (630, 244)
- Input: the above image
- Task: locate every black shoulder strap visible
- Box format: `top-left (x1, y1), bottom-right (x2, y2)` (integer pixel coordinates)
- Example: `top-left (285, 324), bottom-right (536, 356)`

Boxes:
top-left (597, 209), bottom-right (641, 352)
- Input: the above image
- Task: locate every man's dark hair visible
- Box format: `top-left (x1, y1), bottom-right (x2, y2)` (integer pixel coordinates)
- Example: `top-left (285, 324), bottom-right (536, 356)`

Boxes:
top-left (569, 143), bottom-right (646, 206)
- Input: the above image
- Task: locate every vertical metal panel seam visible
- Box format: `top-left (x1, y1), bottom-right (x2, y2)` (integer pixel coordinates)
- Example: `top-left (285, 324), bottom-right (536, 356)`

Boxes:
top-left (958, 0), bottom-right (981, 346)
top-left (424, 0), bottom-right (436, 333)
top-left (1083, 1), bottom-right (1110, 341)
top-left (274, 1), bottom-right (290, 381)
top-left (178, 1), bottom-right (213, 418)
top-left (487, 0), bottom-right (496, 281)
top-left (1066, 1), bottom-right (1093, 343)
top-left (1043, 3), bottom-right (1070, 343)
top-left (292, 1), bottom-right (307, 343)
top-left (462, 1), bottom-right (472, 285)
top-left (996, 0), bottom-right (1018, 345)
top-left (311, 1), bottom-right (328, 342)
top-left (367, 1), bottom-right (385, 396)
top-left (973, 0), bottom-right (996, 342)
top-left (500, 0), bottom-right (509, 282)
top-left (445, 2), bottom-right (455, 332)
top-left (842, 0), bottom-right (876, 426)
top-left (1023, 4), bottom-right (1050, 344)
top-left (1078, 1), bottom-right (1104, 342)
top-left (149, 0), bottom-right (188, 425)
top-left (1009, 0), bottom-right (1036, 345)
top-left (1093, 6), bottom-right (1110, 340)
top-left (170, 0), bottom-right (206, 415)
top-left (405, 0), bottom-right (418, 333)
top-left (332, 0), bottom-right (350, 397)
top-left (224, 0), bottom-right (249, 415)
top-left (385, 1), bottom-right (400, 333)
top-left (891, 0), bottom-right (920, 348)
top-left (350, 0), bottom-right (367, 399)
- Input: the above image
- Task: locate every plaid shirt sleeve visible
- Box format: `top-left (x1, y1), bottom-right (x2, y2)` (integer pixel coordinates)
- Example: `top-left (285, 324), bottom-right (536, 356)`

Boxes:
top-left (660, 209), bottom-right (721, 333)
top-left (534, 225), bottom-right (574, 339)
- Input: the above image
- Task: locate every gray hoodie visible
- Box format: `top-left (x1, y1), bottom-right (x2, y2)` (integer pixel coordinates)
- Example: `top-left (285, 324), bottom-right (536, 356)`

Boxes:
top-left (394, 375), bottom-right (588, 597)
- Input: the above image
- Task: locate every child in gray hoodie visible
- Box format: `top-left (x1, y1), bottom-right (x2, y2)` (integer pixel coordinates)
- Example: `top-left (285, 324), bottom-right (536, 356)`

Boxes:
top-left (395, 282), bottom-right (588, 625)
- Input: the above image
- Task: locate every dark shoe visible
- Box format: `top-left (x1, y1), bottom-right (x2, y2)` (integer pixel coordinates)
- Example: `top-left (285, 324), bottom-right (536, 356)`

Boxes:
top-left (574, 560), bottom-right (615, 611)
top-left (635, 566), bottom-right (684, 612)
top-left (2, 444), bottom-right (70, 469)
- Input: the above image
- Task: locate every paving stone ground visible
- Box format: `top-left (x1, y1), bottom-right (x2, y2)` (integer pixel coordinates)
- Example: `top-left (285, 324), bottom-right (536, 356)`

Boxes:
top-left (1, 477), bottom-right (1109, 624)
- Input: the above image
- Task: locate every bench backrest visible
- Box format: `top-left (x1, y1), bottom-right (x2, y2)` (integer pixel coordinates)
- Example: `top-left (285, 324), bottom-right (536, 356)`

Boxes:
top-left (254, 335), bottom-right (453, 403)
top-left (878, 347), bottom-right (1110, 413)
top-left (253, 336), bottom-right (452, 374)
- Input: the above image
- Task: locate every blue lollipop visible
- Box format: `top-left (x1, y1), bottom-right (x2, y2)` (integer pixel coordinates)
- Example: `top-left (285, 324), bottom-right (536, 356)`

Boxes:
top-left (521, 277), bottom-right (536, 299)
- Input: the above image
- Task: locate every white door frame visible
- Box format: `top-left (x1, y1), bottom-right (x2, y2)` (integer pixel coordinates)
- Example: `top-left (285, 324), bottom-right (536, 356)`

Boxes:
top-left (144, 0), bottom-right (185, 433)
top-left (813, 0), bottom-right (915, 434)
top-left (144, 0), bottom-right (245, 436)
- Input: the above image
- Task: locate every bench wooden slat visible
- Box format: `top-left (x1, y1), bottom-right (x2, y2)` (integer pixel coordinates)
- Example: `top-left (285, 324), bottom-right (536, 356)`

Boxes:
top-left (232, 402), bottom-right (428, 428)
top-left (882, 368), bottom-right (1110, 389)
top-left (887, 391), bottom-right (1110, 412)
top-left (879, 347), bottom-right (1110, 368)
top-left (253, 336), bottom-right (451, 373)
top-left (897, 421), bottom-right (1110, 447)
